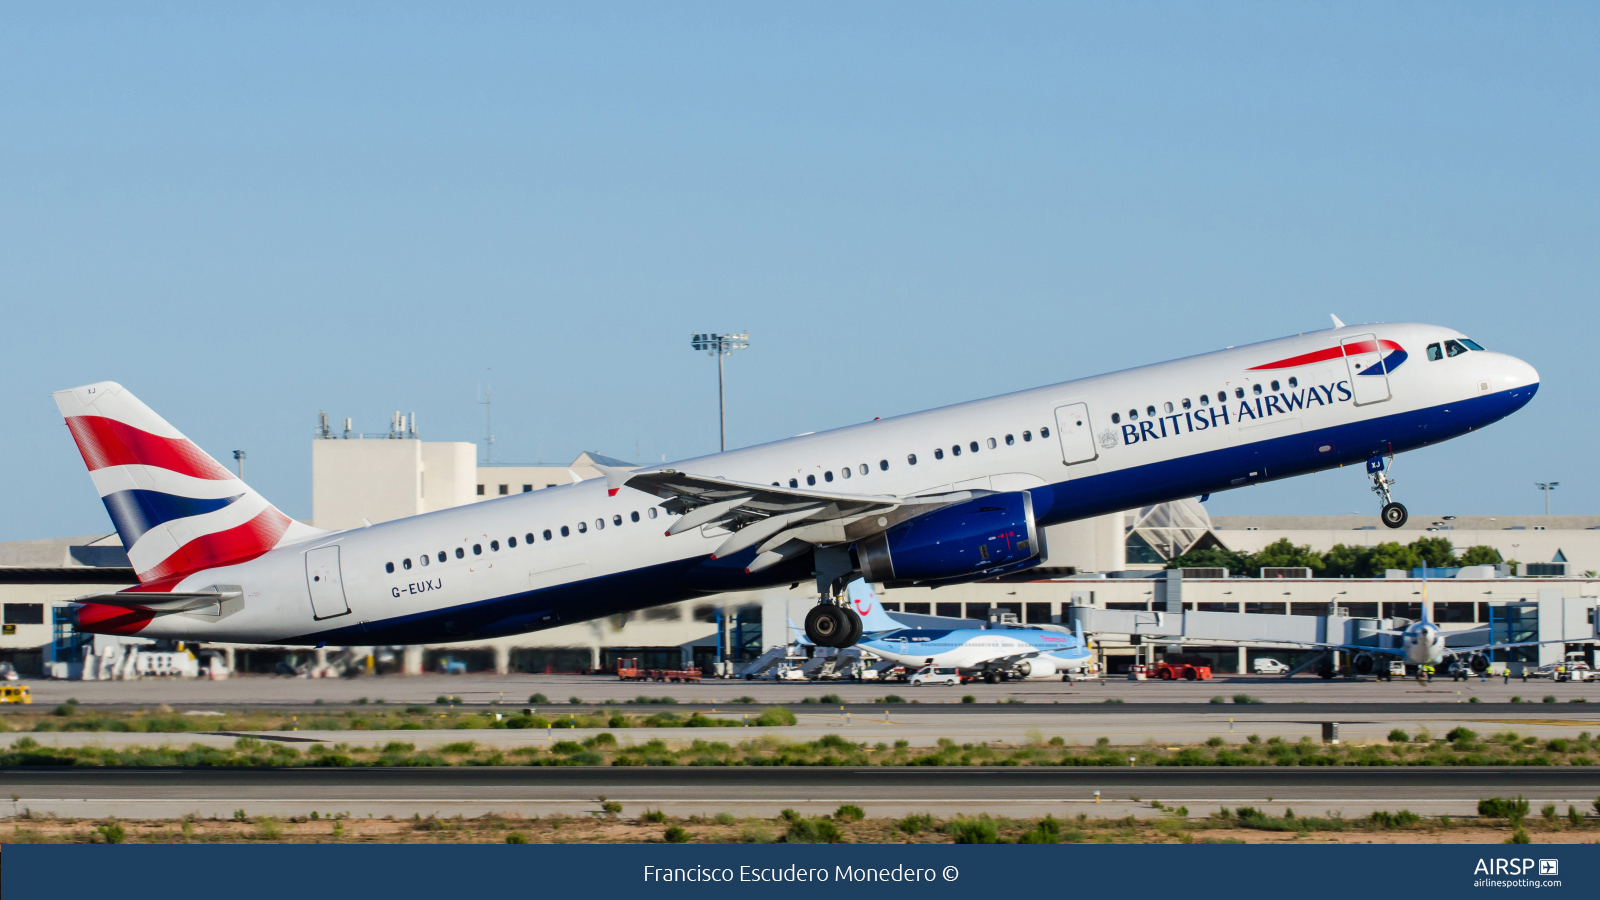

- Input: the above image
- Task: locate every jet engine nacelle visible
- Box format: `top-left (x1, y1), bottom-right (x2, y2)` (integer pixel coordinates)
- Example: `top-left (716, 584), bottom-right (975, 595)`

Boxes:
top-left (1015, 657), bottom-right (1058, 679)
top-left (857, 491), bottom-right (1042, 586)
top-left (1469, 653), bottom-right (1490, 674)
top-left (1353, 653), bottom-right (1376, 675)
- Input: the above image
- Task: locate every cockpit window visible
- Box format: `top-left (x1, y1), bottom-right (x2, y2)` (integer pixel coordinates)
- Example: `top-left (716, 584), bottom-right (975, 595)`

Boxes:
top-left (1460, 338), bottom-right (1484, 351)
top-left (1426, 342), bottom-right (1443, 362)
top-left (1444, 339), bottom-right (1467, 357)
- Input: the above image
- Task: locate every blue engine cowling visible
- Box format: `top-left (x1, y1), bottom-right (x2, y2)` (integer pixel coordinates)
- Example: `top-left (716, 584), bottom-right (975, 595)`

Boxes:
top-left (855, 491), bottom-right (1043, 586)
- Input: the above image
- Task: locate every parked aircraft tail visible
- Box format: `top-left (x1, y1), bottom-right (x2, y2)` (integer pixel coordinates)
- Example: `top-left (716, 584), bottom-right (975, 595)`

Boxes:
top-left (52, 381), bottom-right (324, 590)
top-left (845, 578), bottom-right (906, 632)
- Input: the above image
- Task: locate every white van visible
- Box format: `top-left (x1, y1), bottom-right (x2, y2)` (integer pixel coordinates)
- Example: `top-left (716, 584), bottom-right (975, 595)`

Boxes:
top-left (1251, 658), bottom-right (1289, 675)
top-left (910, 666), bottom-right (962, 686)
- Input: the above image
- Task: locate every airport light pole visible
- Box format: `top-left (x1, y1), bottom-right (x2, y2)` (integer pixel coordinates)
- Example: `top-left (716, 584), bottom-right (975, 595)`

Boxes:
top-left (690, 332), bottom-right (750, 451)
top-left (1536, 482), bottom-right (1559, 516)
top-left (232, 450), bottom-right (246, 479)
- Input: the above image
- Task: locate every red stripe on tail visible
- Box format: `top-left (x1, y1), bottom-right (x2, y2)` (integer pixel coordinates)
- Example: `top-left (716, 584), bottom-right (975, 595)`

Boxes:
top-left (136, 507), bottom-right (291, 583)
top-left (64, 415), bottom-right (233, 481)
top-left (75, 603), bottom-right (155, 635)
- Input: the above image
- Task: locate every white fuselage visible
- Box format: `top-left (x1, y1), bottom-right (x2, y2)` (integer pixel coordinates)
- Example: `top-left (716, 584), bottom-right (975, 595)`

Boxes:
top-left (95, 323), bottom-right (1539, 645)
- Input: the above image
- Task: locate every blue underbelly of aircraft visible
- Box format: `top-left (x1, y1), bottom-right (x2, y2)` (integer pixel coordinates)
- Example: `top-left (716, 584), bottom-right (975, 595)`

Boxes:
top-left (288, 384), bottom-right (1536, 646)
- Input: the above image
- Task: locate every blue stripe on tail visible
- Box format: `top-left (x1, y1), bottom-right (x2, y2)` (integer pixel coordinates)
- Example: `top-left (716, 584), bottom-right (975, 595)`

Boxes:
top-left (101, 489), bottom-right (243, 547)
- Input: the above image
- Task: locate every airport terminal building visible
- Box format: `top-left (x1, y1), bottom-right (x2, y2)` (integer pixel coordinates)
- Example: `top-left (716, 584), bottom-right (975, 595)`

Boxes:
top-left (1, 422), bottom-right (1595, 679)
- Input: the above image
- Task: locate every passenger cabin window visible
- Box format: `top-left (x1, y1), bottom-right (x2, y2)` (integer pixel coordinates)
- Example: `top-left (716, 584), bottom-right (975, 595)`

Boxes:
top-left (933, 448), bottom-right (943, 460)
top-left (1111, 413), bottom-right (1120, 424)
top-left (806, 474), bottom-right (816, 485)
top-left (1288, 377), bottom-right (1298, 388)
top-left (879, 460), bottom-right (888, 470)
top-left (1128, 409), bottom-right (1137, 420)
top-left (951, 445), bottom-right (962, 456)
top-left (789, 478), bottom-right (798, 488)
top-left (402, 558), bottom-right (412, 569)
top-left (1023, 431), bottom-right (1032, 441)
top-left (438, 551), bottom-right (447, 562)
top-left (490, 540), bottom-right (499, 551)
top-left (840, 467), bottom-right (850, 479)
top-left (969, 441), bottom-right (979, 453)
top-left (1461, 338), bottom-right (1485, 350)
top-left (473, 544), bottom-right (482, 555)
top-left (1252, 383), bottom-right (1262, 395)
top-left (1040, 427), bottom-right (1049, 437)
top-left (508, 536), bottom-right (516, 548)
top-left (543, 529), bottom-right (553, 539)
top-left (647, 508), bottom-right (658, 519)
top-left (454, 548), bottom-right (464, 559)
top-left (578, 522), bottom-right (588, 533)
top-left (614, 515), bottom-right (622, 526)
top-left (1146, 405), bottom-right (1155, 417)
top-left (526, 533), bottom-right (536, 543)
top-left (1270, 380), bottom-right (1279, 391)
top-left (1164, 402), bottom-right (1173, 413)
top-left (420, 554), bottom-right (429, 566)
top-left (860, 463), bottom-right (869, 475)
top-left (1199, 394), bottom-right (1209, 406)
top-left (1182, 398), bottom-right (1191, 409)
top-left (595, 519), bottom-right (603, 529)
top-left (1005, 434), bottom-right (1014, 445)
top-left (560, 526), bottom-right (570, 537)
top-left (824, 471), bottom-right (833, 482)
top-left (1445, 339), bottom-right (1467, 357)
top-left (1234, 388), bottom-right (1244, 399)
top-left (385, 562), bottom-right (394, 573)
top-left (630, 512), bottom-right (639, 522)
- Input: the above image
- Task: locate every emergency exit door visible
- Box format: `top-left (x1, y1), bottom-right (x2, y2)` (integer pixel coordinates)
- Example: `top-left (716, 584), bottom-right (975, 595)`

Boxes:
top-left (305, 545), bottom-right (350, 619)
top-left (1053, 402), bottom-right (1099, 465)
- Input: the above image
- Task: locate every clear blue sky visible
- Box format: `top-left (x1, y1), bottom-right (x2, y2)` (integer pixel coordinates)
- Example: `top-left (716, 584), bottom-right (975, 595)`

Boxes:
top-left (2, 3), bottom-right (1595, 542)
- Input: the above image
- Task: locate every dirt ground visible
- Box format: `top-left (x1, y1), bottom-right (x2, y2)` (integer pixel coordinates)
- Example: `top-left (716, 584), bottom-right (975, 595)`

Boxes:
top-left (3, 811), bottom-right (1589, 845)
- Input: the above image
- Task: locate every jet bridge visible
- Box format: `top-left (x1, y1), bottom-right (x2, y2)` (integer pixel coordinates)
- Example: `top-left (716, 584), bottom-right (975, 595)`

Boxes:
top-left (1065, 607), bottom-right (1404, 654)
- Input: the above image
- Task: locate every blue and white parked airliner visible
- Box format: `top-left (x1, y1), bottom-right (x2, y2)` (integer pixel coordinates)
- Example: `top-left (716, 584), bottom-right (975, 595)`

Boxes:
top-left (53, 319), bottom-right (1538, 650)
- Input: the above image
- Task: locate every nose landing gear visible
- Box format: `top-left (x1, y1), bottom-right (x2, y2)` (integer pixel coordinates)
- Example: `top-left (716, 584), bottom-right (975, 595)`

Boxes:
top-left (1368, 455), bottom-right (1407, 529)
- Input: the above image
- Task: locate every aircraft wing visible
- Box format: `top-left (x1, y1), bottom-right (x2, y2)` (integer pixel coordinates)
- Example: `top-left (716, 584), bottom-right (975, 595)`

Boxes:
top-left (614, 468), bottom-right (976, 572)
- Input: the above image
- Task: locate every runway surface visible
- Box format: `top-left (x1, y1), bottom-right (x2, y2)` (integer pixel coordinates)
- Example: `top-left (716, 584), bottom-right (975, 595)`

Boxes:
top-left (19, 672), bottom-right (1600, 708)
top-left (5, 765), bottom-right (1595, 820)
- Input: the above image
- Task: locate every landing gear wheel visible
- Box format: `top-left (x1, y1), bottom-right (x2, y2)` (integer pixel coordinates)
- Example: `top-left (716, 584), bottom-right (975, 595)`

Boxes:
top-left (838, 607), bottom-right (863, 648)
top-left (1381, 502), bottom-right (1408, 529)
top-left (805, 604), bottom-right (848, 647)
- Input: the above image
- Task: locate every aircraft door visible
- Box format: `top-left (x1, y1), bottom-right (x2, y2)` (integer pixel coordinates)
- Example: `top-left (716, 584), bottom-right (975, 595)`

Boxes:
top-left (1341, 333), bottom-right (1393, 406)
top-left (1053, 402), bottom-right (1098, 465)
top-left (305, 545), bottom-right (351, 619)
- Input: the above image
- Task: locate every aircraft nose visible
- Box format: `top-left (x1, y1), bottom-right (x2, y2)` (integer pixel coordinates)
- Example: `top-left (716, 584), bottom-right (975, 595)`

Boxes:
top-left (1506, 355), bottom-right (1540, 390)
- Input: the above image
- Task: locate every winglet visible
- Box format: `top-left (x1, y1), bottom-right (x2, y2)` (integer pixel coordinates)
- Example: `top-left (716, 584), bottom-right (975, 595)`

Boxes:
top-left (1330, 314), bottom-right (1346, 329)
top-left (592, 463), bottom-right (634, 497)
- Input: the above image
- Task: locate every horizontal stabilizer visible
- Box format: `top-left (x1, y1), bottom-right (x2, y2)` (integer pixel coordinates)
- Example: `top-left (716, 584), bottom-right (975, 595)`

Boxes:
top-left (74, 589), bottom-right (241, 614)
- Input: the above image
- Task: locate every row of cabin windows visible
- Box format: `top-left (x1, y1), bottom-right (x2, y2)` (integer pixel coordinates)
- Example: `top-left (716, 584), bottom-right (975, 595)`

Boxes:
top-left (384, 507), bottom-right (662, 573)
top-left (776, 427), bottom-right (1053, 488)
top-left (1109, 378), bottom-right (1303, 425)
top-left (477, 484), bottom-right (558, 496)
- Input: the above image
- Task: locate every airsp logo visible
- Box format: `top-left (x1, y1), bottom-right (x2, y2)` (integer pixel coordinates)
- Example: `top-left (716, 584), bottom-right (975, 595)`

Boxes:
top-left (1540, 859), bottom-right (1559, 876)
top-left (1097, 428), bottom-right (1118, 450)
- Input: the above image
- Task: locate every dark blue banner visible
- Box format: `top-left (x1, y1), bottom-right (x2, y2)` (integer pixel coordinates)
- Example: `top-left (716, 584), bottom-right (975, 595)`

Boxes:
top-left (4, 845), bottom-right (1593, 898)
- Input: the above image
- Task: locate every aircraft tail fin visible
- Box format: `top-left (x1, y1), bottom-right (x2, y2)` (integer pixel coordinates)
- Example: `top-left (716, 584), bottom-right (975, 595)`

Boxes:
top-left (52, 381), bottom-right (325, 587)
top-left (845, 578), bottom-right (905, 632)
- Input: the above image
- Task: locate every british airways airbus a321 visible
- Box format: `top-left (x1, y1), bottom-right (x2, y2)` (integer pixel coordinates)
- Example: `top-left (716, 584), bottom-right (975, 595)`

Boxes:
top-left (54, 319), bottom-right (1537, 650)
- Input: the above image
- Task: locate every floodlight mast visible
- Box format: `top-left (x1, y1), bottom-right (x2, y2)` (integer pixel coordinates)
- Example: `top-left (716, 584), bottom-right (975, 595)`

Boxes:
top-left (690, 332), bottom-right (750, 451)
top-left (1536, 481), bottom-right (1560, 516)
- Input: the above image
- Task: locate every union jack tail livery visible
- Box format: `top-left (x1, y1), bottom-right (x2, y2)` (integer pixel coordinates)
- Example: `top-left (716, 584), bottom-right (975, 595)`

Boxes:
top-left (53, 382), bottom-right (323, 591)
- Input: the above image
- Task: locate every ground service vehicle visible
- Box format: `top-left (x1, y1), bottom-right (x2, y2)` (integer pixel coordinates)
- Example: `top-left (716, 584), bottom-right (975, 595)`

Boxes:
top-left (0, 685), bottom-right (31, 704)
top-left (1252, 658), bottom-right (1289, 675)
top-left (910, 666), bottom-right (962, 686)
top-left (1154, 660), bottom-right (1212, 681)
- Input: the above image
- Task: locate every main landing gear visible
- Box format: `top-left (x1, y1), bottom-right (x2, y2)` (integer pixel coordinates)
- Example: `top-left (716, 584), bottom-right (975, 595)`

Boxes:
top-left (1368, 455), bottom-right (1408, 529)
top-left (805, 597), bottom-right (862, 649)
